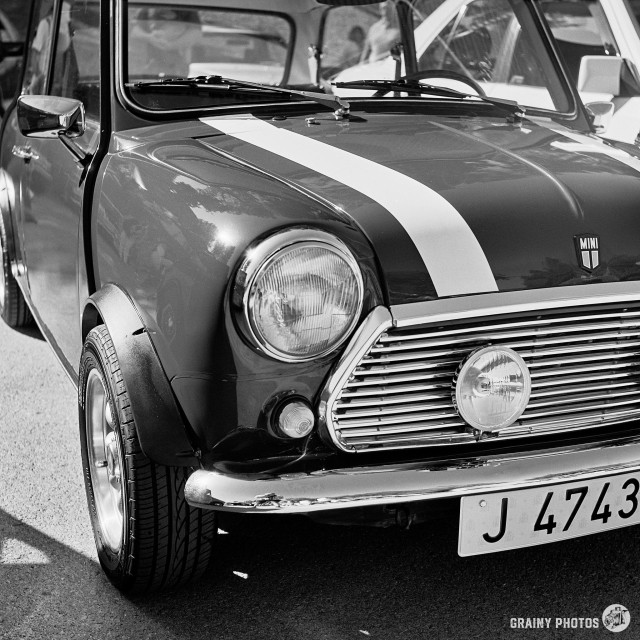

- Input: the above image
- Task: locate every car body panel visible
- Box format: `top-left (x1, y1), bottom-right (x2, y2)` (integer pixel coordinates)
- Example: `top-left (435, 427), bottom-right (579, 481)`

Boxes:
top-left (93, 122), bottom-right (383, 449)
top-left (4, 109), bottom-right (98, 369)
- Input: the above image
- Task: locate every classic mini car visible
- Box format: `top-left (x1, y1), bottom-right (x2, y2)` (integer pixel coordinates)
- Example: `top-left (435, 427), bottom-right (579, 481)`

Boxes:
top-left (4, 0), bottom-right (640, 593)
top-left (334, 0), bottom-right (640, 143)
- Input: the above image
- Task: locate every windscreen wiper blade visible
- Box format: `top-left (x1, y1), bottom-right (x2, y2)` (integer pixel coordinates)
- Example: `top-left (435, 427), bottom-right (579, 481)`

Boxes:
top-left (333, 79), bottom-right (525, 118)
top-left (134, 75), bottom-right (351, 117)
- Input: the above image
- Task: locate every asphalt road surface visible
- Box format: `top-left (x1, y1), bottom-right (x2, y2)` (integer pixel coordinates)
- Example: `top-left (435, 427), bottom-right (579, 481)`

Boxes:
top-left (1, 318), bottom-right (640, 640)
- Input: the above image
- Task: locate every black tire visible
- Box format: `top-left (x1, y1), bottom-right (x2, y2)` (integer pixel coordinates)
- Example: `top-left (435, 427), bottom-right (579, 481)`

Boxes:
top-left (0, 215), bottom-right (32, 328)
top-left (78, 325), bottom-right (216, 593)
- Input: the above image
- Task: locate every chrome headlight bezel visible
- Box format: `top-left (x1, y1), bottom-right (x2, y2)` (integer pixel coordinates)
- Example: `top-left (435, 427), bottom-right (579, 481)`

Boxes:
top-left (233, 228), bottom-right (364, 363)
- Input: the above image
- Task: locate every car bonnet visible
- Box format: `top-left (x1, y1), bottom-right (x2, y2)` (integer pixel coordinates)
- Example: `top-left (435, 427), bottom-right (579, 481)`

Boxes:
top-left (192, 110), bottom-right (640, 304)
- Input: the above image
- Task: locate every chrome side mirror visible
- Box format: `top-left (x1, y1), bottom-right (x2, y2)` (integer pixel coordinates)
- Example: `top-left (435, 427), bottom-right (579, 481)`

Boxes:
top-left (585, 101), bottom-right (615, 135)
top-left (17, 95), bottom-right (85, 139)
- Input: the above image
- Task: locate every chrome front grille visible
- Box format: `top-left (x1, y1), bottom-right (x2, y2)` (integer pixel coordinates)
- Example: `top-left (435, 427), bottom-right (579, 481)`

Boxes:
top-left (326, 302), bottom-right (640, 452)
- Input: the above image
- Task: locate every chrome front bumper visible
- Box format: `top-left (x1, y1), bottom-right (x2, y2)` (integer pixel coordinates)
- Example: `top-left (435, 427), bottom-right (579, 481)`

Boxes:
top-left (185, 434), bottom-right (640, 513)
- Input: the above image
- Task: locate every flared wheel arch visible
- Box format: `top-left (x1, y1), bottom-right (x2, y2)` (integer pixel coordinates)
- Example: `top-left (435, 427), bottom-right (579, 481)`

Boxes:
top-left (82, 283), bottom-right (199, 467)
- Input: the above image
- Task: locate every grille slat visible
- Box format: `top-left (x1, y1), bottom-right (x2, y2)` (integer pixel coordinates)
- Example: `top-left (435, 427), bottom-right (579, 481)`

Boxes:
top-left (530, 360), bottom-right (640, 379)
top-left (370, 329), bottom-right (640, 361)
top-left (372, 323), bottom-right (640, 355)
top-left (530, 379), bottom-right (640, 399)
top-left (342, 390), bottom-right (453, 408)
top-left (340, 381), bottom-right (452, 398)
top-left (346, 370), bottom-right (457, 387)
top-left (327, 301), bottom-right (640, 452)
top-left (533, 370), bottom-right (640, 387)
top-left (336, 409), bottom-right (460, 429)
top-left (355, 359), bottom-right (460, 376)
top-left (337, 419), bottom-right (465, 439)
top-left (377, 311), bottom-right (640, 344)
top-left (521, 395), bottom-right (640, 419)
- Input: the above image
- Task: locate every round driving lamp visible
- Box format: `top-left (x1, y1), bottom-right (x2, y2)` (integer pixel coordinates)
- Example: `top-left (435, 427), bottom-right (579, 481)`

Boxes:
top-left (234, 229), bottom-right (364, 362)
top-left (453, 346), bottom-right (531, 432)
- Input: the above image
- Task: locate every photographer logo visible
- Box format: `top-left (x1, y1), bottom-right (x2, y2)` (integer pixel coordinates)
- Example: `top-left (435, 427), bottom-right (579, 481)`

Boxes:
top-left (602, 604), bottom-right (630, 633)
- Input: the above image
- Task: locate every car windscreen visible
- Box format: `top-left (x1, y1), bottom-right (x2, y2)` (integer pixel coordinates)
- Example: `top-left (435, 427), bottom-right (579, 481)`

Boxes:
top-left (123, 0), bottom-right (573, 115)
top-left (328, 0), bottom-right (571, 113)
top-left (124, 2), bottom-right (293, 108)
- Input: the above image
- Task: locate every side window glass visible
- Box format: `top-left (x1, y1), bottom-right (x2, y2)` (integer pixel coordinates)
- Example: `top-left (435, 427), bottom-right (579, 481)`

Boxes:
top-left (50, 0), bottom-right (100, 120)
top-left (23, 0), bottom-right (54, 95)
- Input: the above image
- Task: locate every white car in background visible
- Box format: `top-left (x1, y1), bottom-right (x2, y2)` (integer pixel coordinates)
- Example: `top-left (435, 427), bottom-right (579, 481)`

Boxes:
top-left (331, 0), bottom-right (640, 144)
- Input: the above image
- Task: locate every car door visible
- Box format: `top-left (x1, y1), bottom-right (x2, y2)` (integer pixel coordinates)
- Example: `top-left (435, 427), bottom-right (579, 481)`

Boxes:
top-left (9, 0), bottom-right (100, 368)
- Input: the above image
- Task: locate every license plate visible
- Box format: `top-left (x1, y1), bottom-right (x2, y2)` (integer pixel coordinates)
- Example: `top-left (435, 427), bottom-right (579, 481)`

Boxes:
top-left (458, 471), bottom-right (640, 556)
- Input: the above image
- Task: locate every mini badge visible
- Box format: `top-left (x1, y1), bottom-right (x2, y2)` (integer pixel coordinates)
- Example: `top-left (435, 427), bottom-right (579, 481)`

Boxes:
top-left (574, 234), bottom-right (600, 272)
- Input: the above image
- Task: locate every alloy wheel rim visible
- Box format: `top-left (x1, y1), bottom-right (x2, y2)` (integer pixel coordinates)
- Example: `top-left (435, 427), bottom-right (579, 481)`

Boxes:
top-left (85, 368), bottom-right (124, 552)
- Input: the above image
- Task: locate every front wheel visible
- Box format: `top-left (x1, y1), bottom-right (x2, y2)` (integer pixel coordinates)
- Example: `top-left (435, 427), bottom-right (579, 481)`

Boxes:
top-left (79, 325), bottom-right (216, 593)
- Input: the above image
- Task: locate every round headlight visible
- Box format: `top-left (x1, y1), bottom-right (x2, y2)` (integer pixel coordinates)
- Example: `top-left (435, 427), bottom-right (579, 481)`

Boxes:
top-left (453, 346), bottom-right (531, 432)
top-left (235, 229), bottom-right (364, 362)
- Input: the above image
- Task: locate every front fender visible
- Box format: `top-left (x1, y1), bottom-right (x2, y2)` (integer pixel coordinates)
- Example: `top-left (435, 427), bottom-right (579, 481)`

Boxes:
top-left (83, 283), bottom-right (199, 467)
top-left (0, 167), bottom-right (17, 263)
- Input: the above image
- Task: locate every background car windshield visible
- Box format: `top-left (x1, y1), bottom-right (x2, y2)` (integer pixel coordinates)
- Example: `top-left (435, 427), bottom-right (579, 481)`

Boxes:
top-left (124, 0), bottom-right (571, 114)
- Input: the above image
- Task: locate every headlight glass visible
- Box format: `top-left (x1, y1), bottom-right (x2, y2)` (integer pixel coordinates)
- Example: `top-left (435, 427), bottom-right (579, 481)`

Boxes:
top-left (238, 230), bottom-right (364, 361)
top-left (453, 346), bottom-right (531, 432)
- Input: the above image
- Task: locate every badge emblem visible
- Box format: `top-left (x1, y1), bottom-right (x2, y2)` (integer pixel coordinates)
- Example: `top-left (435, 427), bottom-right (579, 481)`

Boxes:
top-left (574, 234), bottom-right (600, 272)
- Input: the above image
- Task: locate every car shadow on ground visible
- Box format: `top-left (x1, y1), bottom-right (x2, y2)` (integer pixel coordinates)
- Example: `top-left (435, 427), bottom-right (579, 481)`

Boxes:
top-left (2, 507), bottom-right (640, 639)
